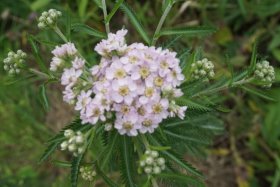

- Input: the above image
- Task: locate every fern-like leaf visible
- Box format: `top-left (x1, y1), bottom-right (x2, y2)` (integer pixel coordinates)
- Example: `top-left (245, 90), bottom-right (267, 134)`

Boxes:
top-left (120, 136), bottom-right (136, 187)
top-left (71, 154), bottom-right (83, 187)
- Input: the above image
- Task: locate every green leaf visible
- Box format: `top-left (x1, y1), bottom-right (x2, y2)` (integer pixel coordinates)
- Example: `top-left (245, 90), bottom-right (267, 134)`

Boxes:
top-left (93, 0), bottom-right (102, 8)
top-left (248, 42), bottom-right (258, 75)
top-left (120, 136), bottom-right (135, 187)
top-left (148, 145), bottom-right (171, 151)
top-left (159, 26), bottom-right (216, 37)
top-left (38, 141), bottom-right (59, 164)
top-left (39, 84), bottom-right (49, 111)
top-left (53, 160), bottom-right (72, 168)
top-left (28, 35), bottom-right (49, 73)
top-left (106, 0), bottom-right (124, 23)
top-left (120, 3), bottom-right (150, 44)
top-left (71, 154), bottom-right (83, 187)
top-left (158, 173), bottom-right (205, 187)
top-left (175, 97), bottom-right (213, 111)
top-left (183, 50), bottom-right (197, 81)
top-left (164, 129), bottom-right (211, 145)
top-left (163, 151), bottom-right (203, 178)
top-left (96, 163), bottom-right (119, 187)
top-left (100, 132), bottom-right (120, 169)
top-left (237, 0), bottom-right (247, 17)
top-left (241, 86), bottom-right (276, 101)
top-left (78, 0), bottom-right (88, 19)
top-left (30, 0), bottom-right (52, 11)
top-left (148, 135), bottom-right (203, 178)
top-left (71, 23), bottom-right (106, 38)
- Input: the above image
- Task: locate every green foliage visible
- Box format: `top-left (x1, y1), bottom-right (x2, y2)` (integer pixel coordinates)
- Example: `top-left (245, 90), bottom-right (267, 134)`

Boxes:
top-left (159, 26), bottom-right (216, 37)
top-left (71, 154), bottom-right (83, 187)
top-left (71, 23), bottom-right (106, 38)
top-left (120, 3), bottom-right (150, 44)
top-left (120, 136), bottom-right (136, 187)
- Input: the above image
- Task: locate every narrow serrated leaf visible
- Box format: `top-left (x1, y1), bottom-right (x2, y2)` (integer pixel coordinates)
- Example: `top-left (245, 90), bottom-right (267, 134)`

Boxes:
top-left (120, 3), bottom-right (150, 44)
top-left (71, 23), bottom-right (106, 38)
top-left (158, 172), bottom-right (205, 187)
top-left (248, 42), bottom-right (258, 75)
top-left (39, 84), bottom-right (49, 111)
top-left (28, 35), bottom-right (49, 73)
top-left (159, 26), bottom-right (216, 37)
top-left (39, 142), bottom-right (59, 164)
top-left (96, 163), bottom-right (118, 187)
top-left (241, 86), bottom-right (276, 101)
top-left (106, 0), bottom-right (124, 23)
top-left (71, 154), bottom-right (83, 187)
top-left (120, 136), bottom-right (135, 187)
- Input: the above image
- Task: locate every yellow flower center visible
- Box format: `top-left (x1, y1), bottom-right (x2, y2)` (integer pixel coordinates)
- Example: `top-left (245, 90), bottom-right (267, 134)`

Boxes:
top-left (140, 67), bottom-right (150, 78)
top-left (142, 119), bottom-right (152, 127)
top-left (114, 69), bottom-right (126, 79)
top-left (92, 108), bottom-right (101, 117)
top-left (154, 77), bottom-right (163, 87)
top-left (121, 105), bottom-right (130, 114)
top-left (160, 61), bottom-right (169, 69)
top-left (118, 86), bottom-right (129, 96)
top-left (123, 122), bottom-right (133, 130)
top-left (137, 107), bottom-right (146, 116)
top-left (145, 88), bottom-right (154, 97)
top-left (152, 103), bottom-right (163, 114)
top-left (129, 56), bottom-right (138, 64)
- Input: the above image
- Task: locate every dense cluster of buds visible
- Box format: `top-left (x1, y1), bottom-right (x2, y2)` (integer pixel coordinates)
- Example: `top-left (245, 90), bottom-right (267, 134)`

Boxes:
top-left (38, 9), bottom-right (62, 29)
top-left (60, 129), bottom-right (85, 156)
top-left (80, 166), bottom-right (96, 181)
top-left (139, 150), bottom-right (165, 175)
top-left (50, 29), bottom-right (187, 136)
top-left (254, 60), bottom-right (275, 88)
top-left (191, 58), bottom-right (215, 81)
top-left (3, 50), bottom-right (27, 75)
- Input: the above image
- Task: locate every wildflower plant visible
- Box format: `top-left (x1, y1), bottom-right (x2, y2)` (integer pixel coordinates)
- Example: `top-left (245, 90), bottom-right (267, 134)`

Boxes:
top-left (2, 0), bottom-right (277, 186)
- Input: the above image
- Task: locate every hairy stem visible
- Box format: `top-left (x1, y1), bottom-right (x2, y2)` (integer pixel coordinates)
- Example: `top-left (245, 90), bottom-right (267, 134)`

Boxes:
top-left (151, 2), bottom-right (173, 45)
top-left (53, 26), bottom-right (68, 43)
top-left (102, 0), bottom-right (110, 34)
top-left (192, 77), bottom-right (254, 98)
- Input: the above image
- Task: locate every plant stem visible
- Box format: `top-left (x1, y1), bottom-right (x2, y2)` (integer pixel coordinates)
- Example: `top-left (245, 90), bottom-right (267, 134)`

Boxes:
top-left (53, 26), bottom-right (68, 43)
top-left (29, 68), bottom-right (49, 79)
top-left (151, 177), bottom-right (159, 187)
top-left (191, 77), bottom-right (254, 98)
top-left (140, 134), bottom-right (150, 149)
top-left (102, 0), bottom-right (110, 34)
top-left (151, 2), bottom-right (173, 46)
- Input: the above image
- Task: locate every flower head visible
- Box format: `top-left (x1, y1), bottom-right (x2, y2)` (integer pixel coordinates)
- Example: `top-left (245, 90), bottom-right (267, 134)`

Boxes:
top-left (254, 60), bottom-right (275, 88)
top-left (3, 50), bottom-right (27, 75)
top-left (38, 9), bottom-right (62, 29)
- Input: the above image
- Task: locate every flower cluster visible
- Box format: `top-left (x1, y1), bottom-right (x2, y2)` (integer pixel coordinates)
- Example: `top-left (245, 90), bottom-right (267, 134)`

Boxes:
top-left (60, 129), bottom-right (85, 156)
top-left (50, 42), bottom-right (78, 72)
top-left (50, 29), bottom-right (187, 136)
top-left (80, 166), bottom-right (96, 181)
top-left (191, 58), bottom-right (215, 81)
top-left (254, 60), bottom-right (275, 88)
top-left (139, 150), bottom-right (165, 175)
top-left (3, 50), bottom-right (27, 75)
top-left (38, 9), bottom-right (62, 29)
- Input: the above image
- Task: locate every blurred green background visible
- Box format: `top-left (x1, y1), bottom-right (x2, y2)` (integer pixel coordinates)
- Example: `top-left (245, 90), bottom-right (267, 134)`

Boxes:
top-left (0, 0), bottom-right (280, 186)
